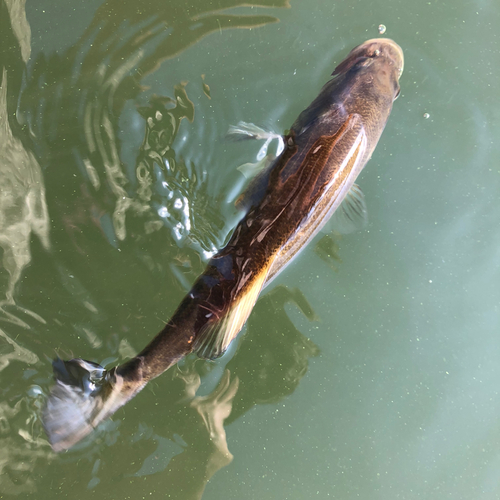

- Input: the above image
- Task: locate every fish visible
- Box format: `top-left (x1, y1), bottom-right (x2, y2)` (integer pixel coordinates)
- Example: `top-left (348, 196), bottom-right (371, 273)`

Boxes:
top-left (42, 38), bottom-right (404, 451)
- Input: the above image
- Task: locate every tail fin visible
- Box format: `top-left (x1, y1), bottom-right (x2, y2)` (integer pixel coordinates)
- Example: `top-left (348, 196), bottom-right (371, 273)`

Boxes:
top-left (42, 358), bottom-right (145, 452)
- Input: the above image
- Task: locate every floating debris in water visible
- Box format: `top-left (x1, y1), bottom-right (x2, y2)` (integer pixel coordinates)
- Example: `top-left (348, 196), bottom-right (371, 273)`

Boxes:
top-left (423, 113), bottom-right (430, 119)
top-left (378, 24), bottom-right (387, 35)
top-left (201, 74), bottom-right (211, 100)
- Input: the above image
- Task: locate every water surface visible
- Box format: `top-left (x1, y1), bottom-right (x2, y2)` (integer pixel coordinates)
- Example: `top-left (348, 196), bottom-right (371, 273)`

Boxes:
top-left (1, 0), bottom-right (500, 498)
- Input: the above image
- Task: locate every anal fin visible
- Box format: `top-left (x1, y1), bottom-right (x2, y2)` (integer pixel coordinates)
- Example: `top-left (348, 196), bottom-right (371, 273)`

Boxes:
top-left (193, 270), bottom-right (268, 360)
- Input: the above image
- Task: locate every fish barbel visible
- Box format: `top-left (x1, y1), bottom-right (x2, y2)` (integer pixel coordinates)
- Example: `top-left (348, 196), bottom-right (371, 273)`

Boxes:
top-left (43, 38), bottom-right (404, 451)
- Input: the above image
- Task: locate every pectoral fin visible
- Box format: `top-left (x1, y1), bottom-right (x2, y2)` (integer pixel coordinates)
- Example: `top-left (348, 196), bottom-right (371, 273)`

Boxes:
top-left (193, 270), bottom-right (268, 360)
top-left (230, 122), bottom-right (285, 211)
top-left (226, 121), bottom-right (281, 143)
top-left (227, 121), bottom-right (285, 161)
top-left (236, 155), bottom-right (275, 180)
top-left (323, 183), bottom-right (368, 234)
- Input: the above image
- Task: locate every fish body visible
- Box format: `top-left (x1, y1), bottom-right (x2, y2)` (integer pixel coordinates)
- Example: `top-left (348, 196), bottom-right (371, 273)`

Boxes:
top-left (43, 38), bottom-right (404, 451)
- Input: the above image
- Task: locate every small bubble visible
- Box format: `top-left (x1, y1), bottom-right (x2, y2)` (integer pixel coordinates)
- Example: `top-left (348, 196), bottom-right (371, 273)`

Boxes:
top-left (158, 206), bottom-right (169, 218)
top-left (378, 24), bottom-right (386, 34)
top-left (423, 113), bottom-right (430, 119)
top-left (27, 385), bottom-right (43, 398)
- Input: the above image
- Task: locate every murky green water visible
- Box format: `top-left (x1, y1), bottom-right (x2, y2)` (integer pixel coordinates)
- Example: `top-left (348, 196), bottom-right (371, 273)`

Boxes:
top-left (1, 0), bottom-right (500, 498)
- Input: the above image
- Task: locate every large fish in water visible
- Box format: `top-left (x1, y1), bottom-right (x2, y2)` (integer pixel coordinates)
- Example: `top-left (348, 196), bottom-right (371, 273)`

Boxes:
top-left (43, 38), bottom-right (404, 451)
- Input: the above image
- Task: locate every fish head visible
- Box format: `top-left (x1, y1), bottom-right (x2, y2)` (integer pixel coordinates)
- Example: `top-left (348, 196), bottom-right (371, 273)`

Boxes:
top-left (332, 38), bottom-right (404, 101)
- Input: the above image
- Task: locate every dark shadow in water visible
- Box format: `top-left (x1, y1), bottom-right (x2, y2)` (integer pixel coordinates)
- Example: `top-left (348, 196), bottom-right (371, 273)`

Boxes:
top-left (19, 0), bottom-right (286, 241)
top-left (314, 232), bottom-right (343, 272)
top-left (225, 285), bottom-right (320, 423)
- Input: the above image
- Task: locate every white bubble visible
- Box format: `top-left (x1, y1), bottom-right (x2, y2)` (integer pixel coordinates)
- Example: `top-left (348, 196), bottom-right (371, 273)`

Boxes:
top-left (158, 206), bottom-right (169, 218)
top-left (378, 24), bottom-right (386, 34)
top-left (423, 113), bottom-right (430, 119)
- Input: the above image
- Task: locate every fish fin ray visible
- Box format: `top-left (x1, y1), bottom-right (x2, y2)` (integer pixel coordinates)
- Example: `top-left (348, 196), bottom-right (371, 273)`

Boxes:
top-left (42, 358), bottom-right (146, 452)
top-left (193, 271), bottom-right (268, 360)
top-left (236, 155), bottom-right (274, 180)
top-left (226, 121), bottom-right (281, 142)
top-left (227, 121), bottom-right (284, 160)
top-left (323, 183), bottom-right (368, 234)
top-left (230, 121), bottom-right (284, 211)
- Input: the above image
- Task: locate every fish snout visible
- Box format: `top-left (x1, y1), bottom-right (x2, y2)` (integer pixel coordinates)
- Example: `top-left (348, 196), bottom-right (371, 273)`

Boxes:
top-left (360, 38), bottom-right (404, 78)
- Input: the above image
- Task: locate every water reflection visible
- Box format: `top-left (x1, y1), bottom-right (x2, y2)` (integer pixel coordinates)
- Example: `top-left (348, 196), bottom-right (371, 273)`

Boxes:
top-left (135, 89), bottom-right (219, 253)
top-left (0, 14), bottom-right (50, 469)
top-left (157, 370), bottom-right (240, 500)
top-left (0, 0), bottom-right (50, 307)
top-left (0, 360), bottom-right (51, 496)
top-left (20, 0), bottom-right (286, 248)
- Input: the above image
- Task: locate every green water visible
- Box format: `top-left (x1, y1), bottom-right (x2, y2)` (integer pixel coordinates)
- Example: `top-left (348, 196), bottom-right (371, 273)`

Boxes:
top-left (1, 0), bottom-right (500, 498)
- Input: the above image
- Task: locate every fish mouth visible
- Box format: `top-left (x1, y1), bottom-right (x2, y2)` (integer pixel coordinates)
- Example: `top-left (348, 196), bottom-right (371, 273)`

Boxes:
top-left (361, 38), bottom-right (404, 78)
